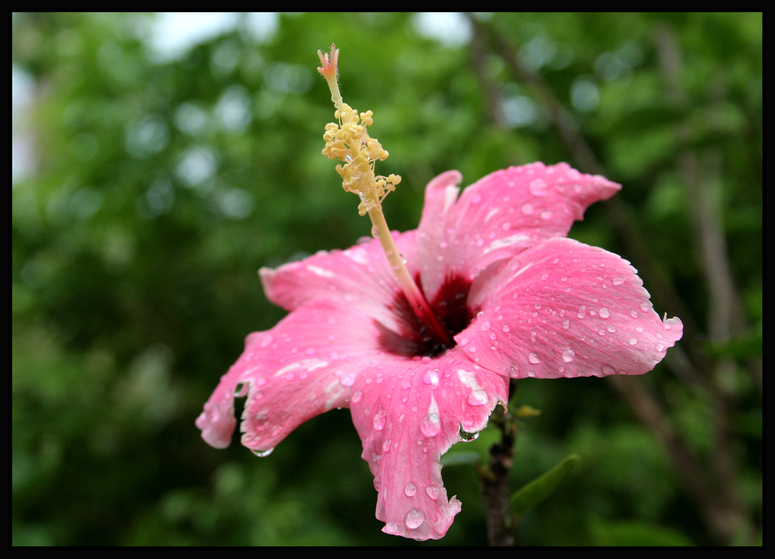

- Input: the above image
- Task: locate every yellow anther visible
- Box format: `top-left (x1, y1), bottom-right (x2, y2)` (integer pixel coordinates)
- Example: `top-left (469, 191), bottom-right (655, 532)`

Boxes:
top-left (317, 44), bottom-right (400, 216)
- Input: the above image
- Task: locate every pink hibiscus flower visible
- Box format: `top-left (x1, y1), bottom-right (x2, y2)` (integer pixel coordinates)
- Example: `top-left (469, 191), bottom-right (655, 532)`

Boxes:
top-left (196, 161), bottom-right (683, 540)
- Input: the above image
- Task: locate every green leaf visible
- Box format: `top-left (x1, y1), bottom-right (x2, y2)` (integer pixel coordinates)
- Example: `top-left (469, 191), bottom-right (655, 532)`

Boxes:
top-left (510, 454), bottom-right (579, 519)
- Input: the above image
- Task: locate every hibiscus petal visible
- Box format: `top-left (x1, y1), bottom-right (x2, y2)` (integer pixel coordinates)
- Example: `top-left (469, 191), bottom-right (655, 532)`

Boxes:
top-left (350, 349), bottom-right (509, 540)
top-left (461, 237), bottom-right (682, 379)
top-left (261, 231), bottom-right (419, 337)
top-left (196, 299), bottom-right (394, 452)
top-left (417, 163), bottom-right (621, 302)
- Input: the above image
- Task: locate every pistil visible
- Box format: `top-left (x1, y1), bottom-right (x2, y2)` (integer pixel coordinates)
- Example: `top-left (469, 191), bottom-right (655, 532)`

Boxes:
top-left (317, 44), bottom-right (454, 349)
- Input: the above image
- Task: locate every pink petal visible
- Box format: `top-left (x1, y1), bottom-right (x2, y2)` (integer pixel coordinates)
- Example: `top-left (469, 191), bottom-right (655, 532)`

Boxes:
top-left (261, 231), bottom-right (419, 336)
top-left (350, 349), bottom-right (509, 540)
top-left (196, 299), bottom-right (394, 453)
top-left (461, 237), bottom-right (682, 379)
top-left (417, 163), bottom-right (621, 302)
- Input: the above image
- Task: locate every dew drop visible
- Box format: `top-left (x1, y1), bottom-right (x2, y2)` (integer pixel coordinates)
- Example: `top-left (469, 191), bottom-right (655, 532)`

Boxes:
top-left (405, 509), bottom-right (425, 530)
top-left (383, 439), bottom-right (392, 452)
top-left (629, 337), bottom-right (639, 345)
top-left (426, 485), bottom-right (440, 500)
top-left (234, 382), bottom-right (248, 397)
top-left (251, 447), bottom-right (274, 458)
top-left (351, 390), bottom-right (363, 403)
top-left (562, 348), bottom-right (575, 363)
top-left (420, 413), bottom-right (441, 437)
top-left (340, 372), bottom-right (356, 386)
top-left (404, 482), bottom-right (417, 497)
top-left (521, 203), bottom-right (534, 215)
top-left (528, 352), bottom-right (542, 364)
top-left (529, 178), bottom-right (548, 196)
top-left (562, 319), bottom-right (570, 330)
top-left (612, 276), bottom-right (625, 286)
top-left (423, 370), bottom-right (440, 387)
top-left (577, 305), bottom-right (587, 319)
top-left (601, 364), bottom-right (616, 375)
top-left (458, 425), bottom-right (480, 442)
top-left (373, 411), bottom-right (385, 431)
top-left (655, 343), bottom-right (666, 352)
top-left (467, 389), bottom-right (488, 406)
top-left (599, 307), bottom-right (610, 319)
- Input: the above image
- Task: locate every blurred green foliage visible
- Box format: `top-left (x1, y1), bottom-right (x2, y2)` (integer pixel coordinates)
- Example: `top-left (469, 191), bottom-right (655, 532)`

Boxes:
top-left (12, 13), bottom-right (761, 545)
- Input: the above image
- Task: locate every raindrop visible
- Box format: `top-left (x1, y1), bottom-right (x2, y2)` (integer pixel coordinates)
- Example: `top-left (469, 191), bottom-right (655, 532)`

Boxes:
top-left (528, 352), bottom-right (542, 364)
top-left (562, 319), bottom-right (570, 330)
top-left (562, 348), bottom-right (575, 363)
top-left (577, 305), bottom-right (587, 319)
top-left (351, 390), bottom-right (363, 403)
top-left (529, 178), bottom-right (548, 196)
top-left (655, 343), bottom-right (666, 352)
top-left (404, 482), bottom-right (418, 497)
top-left (234, 382), bottom-right (248, 397)
top-left (373, 411), bottom-right (385, 431)
top-left (467, 389), bottom-right (488, 406)
top-left (521, 203), bottom-right (535, 215)
top-left (405, 509), bottom-right (425, 530)
top-left (251, 447), bottom-right (274, 457)
top-left (629, 337), bottom-right (639, 345)
top-left (420, 413), bottom-right (441, 437)
top-left (458, 425), bottom-right (480, 442)
top-left (426, 485), bottom-right (440, 500)
top-left (370, 225), bottom-right (380, 238)
top-left (599, 307), bottom-right (610, 319)
top-left (601, 364), bottom-right (616, 375)
top-left (340, 372), bottom-right (356, 386)
top-left (612, 276), bottom-right (625, 286)
top-left (383, 439), bottom-right (392, 452)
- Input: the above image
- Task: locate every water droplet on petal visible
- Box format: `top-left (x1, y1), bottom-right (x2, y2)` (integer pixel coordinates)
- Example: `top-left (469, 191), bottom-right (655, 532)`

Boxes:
top-left (467, 389), bottom-right (488, 406)
top-left (426, 485), bottom-right (440, 500)
top-left (601, 364), bottom-right (616, 375)
top-left (629, 337), bottom-right (639, 345)
top-left (251, 447), bottom-right (274, 458)
top-left (234, 382), bottom-right (248, 397)
top-left (458, 424), bottom-right (480, 442)
top-left (529, 178), bottom-right (548, 196)
top-left (373, 411), bottom-right (385, 431)
top-left (351, 390), bottom-right (363, 403)
top-left (420, 413), bottom-right (441, 437)
top-left (599, 307), bottom-right (610, 319)
top-left (383, 439), bottom-right (392, 452)
top-left (404, 482), bottom-right (417, 497)
top-left (528, 352), bottom-right (542, 364)
top-left (562, 348), bottom-right (575, 363)
top-left (405, 509), bottom-right (424, 529)
top-left (259, 335), bottom-right (273, 348)
top-left (577, 305), bottom-right (587, 319)
top-left (612, 276), bottom-right (625, 286)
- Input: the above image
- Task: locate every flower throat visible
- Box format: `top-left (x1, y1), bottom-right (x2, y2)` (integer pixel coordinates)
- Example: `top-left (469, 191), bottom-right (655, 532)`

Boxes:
top-left (318, 44), bottom-right (455, 352)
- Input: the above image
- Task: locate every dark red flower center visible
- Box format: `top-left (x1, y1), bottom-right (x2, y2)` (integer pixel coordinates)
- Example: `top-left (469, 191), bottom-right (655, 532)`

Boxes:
top-left (379, 274), bottom-right (473, 358)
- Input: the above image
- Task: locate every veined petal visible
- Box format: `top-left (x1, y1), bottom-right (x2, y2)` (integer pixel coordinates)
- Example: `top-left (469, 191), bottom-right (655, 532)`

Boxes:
top-left (417, 163), bottom-right (620, 303)
top-left (196, 299), bottom-right (394, 453)
top-left (261, 231), bottom-right (419, 336)
top-left (350, 349), bottom-right (509, 540)
top-left (461, 237), bottom-right (682, 379)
